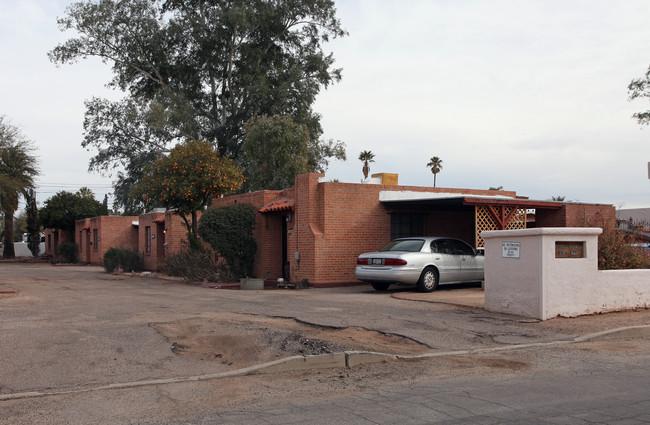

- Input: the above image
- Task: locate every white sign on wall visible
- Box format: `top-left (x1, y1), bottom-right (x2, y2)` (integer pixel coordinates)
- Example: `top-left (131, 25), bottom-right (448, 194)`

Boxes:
top-left (502, 241), bottom-right (521, 258)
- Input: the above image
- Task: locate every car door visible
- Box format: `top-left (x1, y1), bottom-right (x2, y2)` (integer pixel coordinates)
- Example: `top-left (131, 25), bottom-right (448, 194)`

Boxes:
top-left (450, 239), bottom-right (483, 281)
top-left (430, 239), bottom-right (460, 283)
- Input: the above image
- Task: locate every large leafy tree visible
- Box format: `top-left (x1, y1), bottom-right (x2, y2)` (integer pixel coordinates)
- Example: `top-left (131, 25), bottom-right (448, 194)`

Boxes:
top-left (243, 114), bottom-right (345, 191)
top-left (39, 189), bottom-right (109, 241)
top-left (50, 0), bottom-right (347, 209)
top-left (134, 139), bottom-right (244, 235)
top-left (0, 116), bottom-right (39, 259)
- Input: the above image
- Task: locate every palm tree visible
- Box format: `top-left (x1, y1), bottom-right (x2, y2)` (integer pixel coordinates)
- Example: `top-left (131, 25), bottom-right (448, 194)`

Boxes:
top-left (359, 150), bottom-right (375, 179)
top-left (0, 116), bottom-right (39, 259)
top-left (77, 186), bottom-right (95, 199)
top-left (426, 156), bottom-right (443, 187)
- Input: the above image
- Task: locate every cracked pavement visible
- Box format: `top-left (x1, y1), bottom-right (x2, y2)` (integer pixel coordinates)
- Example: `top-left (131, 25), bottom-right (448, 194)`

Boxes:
top-left (1, 262), bottom-right (649, 424)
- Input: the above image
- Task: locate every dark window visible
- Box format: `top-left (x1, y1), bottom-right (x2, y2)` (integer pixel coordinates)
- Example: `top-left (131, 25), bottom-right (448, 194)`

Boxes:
top-left (431, 239), bottom-right (454, 255)
top-left (93, 229), bottom-right (98, 251)
top-left (380, 239), bottom-right (425, 252)
top-left (390, 213), bottom-right (425, 240)
top-left (450, 239), bottom-right (475, 255)
top-left (145, 226), bottom-right (151, 253)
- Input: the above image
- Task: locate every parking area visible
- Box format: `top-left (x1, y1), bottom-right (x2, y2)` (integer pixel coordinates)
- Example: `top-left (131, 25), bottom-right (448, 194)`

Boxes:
top-left (2, 263), bottom-right (650, 424)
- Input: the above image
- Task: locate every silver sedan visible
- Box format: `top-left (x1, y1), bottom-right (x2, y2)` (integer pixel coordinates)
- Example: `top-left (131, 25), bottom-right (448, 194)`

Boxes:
top-left (355, 237), bottom-right (484, 292)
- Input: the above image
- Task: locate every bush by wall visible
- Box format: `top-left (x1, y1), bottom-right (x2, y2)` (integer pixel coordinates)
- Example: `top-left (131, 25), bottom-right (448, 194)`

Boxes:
top-left (163, 250), bottom-right (222, 282)
top-left (103, 248), bottom-right (143, 273)
top-left (198, 203), bottom-right (257, 279)
top-left (598, 229), bottom-right (650, 270)
top-left (55, 242), bottom-right (78, 263)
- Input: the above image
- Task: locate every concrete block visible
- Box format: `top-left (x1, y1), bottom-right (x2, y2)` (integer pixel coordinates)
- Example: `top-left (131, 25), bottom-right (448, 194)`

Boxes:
top-left (240, 278), bottom-right (264, 290)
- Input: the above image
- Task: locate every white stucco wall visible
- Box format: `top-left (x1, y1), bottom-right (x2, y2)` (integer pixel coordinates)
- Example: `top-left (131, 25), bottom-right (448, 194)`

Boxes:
top-left (482, 228), bottom-right (650, 320)
top-left (13, 241), bottom-right (45, 257)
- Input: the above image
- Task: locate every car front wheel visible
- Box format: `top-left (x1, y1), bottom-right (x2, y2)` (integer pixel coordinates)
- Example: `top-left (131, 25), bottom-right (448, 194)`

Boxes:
top-left (371, 282), bottom-right (391, 291)
top-left (417, 267), bottom-right (438, 292)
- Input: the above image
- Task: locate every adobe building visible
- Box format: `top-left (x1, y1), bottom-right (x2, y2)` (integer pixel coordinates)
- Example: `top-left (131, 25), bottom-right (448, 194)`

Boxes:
top-left (65, 172), bottom-right (614, 284)
top-left (210, 172), bottom-right (616, 287)
top-left (137, 209), bottom-right (190, 271)
top-left (44, 228), bottom-right (70, 258)
top-left (75, 215), bottom-right (139, 264)
top-left (73, 209), bottom-right (192, 268)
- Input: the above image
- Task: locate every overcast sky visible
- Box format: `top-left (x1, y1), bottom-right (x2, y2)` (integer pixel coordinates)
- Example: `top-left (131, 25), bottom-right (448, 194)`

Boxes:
top-left (1, 0), bottom-right (650, 209)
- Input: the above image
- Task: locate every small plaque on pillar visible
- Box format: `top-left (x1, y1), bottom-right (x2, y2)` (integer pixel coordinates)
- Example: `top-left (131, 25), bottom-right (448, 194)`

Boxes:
top-left (501, 241), bottom-right (521, 258)
top-left (555, 241), bottom-right (584, 258)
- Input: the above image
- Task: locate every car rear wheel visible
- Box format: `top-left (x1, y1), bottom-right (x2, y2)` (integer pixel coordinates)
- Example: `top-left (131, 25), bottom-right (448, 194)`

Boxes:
top-left (417, 267), bottom-right (438, 292)
top-left (371, 282), bottom-right (391, 291)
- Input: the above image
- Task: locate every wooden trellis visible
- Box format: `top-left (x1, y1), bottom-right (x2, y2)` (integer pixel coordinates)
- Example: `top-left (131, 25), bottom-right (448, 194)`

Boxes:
top-left (475, 205), bottom-right (527, 248)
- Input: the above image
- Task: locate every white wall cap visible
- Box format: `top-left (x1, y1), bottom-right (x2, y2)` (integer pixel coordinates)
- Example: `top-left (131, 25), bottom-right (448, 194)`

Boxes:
top-left (379, 190), bottom-right (517, 202)
top-left (482, 227), bottom-right (603, 239)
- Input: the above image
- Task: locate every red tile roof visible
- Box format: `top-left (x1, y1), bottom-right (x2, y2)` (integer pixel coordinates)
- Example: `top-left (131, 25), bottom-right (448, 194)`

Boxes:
top-left (260, 197), bottom-right (294, 213)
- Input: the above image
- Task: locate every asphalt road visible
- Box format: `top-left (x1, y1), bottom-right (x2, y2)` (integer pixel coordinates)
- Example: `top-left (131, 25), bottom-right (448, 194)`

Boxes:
top-left (1, 263), bottom-right (649, 424)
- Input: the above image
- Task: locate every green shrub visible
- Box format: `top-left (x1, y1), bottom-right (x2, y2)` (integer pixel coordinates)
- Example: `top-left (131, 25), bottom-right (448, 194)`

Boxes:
top-left (598, 229), bottom-right (650, 270)
top-left (55, 243), bottom-right (78, 263)
top-left (163, 250), bottom-right (222, 282)
top-left (103, 248), bottom-right (143, 273)
top-left (185, 230), bottom-right (205, 252)
top-left (198, 203), bottom-right (257, 279)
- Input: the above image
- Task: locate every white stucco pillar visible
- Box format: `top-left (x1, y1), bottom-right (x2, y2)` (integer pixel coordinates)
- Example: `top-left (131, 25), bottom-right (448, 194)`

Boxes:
top-left (481, 227), bottom-right (601, 320)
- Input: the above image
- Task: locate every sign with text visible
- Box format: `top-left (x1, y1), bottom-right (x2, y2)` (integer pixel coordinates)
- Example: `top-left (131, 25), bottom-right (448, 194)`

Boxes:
top-left (502, 241), bottom-right (521, 258)
top-left (555, 241), bottom-right (584, 258)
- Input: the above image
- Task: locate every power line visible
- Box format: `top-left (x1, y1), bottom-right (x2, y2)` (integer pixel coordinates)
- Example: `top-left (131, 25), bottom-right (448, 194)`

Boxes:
top-left (36, 183), bottom-right (114, 188)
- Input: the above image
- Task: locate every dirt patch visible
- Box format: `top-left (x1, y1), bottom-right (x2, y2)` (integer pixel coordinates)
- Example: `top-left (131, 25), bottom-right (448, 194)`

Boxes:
top-left (151, 313), bottom-right (430, 368)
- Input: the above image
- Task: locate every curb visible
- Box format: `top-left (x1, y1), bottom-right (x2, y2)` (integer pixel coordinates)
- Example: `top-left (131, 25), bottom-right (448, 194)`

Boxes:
top-left (2, 324), bottom-right (649, 402)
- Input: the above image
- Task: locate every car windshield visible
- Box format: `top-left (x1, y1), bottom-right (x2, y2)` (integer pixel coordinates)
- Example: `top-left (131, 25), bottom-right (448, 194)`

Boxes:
top-left (380, 239), bottom-right (425, 252)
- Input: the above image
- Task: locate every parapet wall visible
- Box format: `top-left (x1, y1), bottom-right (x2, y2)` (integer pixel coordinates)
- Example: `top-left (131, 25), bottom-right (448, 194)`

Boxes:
top-left (482, 228), bottom-right (650, 320)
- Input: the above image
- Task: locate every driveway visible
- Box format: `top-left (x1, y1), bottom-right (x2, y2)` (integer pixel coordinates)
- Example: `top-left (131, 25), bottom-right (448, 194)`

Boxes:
top-left (1, 263), bottom-right (649, 424)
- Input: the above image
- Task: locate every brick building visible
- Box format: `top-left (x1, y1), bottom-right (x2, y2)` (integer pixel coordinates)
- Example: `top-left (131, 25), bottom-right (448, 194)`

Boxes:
top-left (137, 210), bottom-right (190, 271)
top-left (71, 209), bottom-right (190, 268)
top-left (63, 172), bottom-right (614, 285)
top-left (210, 173), bottom-right (616, 287)
top-left (75, 215), bottom-right (139, 264)
top-left (44, 228), bottom-right (70, 258)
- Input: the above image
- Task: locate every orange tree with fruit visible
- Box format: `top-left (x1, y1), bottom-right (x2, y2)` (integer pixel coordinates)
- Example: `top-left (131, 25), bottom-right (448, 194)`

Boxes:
top-left (133, 140), bottom-right (244, 237)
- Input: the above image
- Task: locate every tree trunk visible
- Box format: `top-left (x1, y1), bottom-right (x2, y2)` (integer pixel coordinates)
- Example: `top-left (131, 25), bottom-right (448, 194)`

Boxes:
top-left (362, 163), bottom-right (369, 179)
top-left (3, 212), bottom-right (15, 259)
top-left (433, 173), bottom-right (437, 188)
top-left (191, 211), bottom-right (198, 236)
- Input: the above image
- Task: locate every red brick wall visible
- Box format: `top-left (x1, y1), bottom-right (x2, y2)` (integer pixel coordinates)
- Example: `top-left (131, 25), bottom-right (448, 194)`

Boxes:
top-left (158, 211), bottom-right (197, 269)
top-left (535, 204), bottom-right (616, 230)
top-left (210, 190), bottom-right (285, 279)
top-left (138, 212), bottom-right (165, 271)
top-left (74, 216), bottom-right (138, 265)
top-left (208, 173), bottom-right (617, 287)
top-left (209, 174), bottom-right (532, 286)
top-left (45, 228), bottom-right (70, 258)
top-left (75, 219), bottom-right (90, 263)
top-left (293, 177), bottom-right (394, 285)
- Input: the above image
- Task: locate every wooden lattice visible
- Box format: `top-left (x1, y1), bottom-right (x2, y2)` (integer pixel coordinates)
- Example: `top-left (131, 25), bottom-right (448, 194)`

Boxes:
top-left (475, 205), bottom-right (527, 248)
